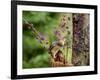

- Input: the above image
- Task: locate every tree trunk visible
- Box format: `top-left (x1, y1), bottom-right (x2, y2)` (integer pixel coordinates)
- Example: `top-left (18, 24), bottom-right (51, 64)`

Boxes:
top-left (72, 14), bottom-right (90, 66)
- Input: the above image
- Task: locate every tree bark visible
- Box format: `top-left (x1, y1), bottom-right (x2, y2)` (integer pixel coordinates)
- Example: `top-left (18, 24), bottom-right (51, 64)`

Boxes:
top-left (72, 14), bottom-right (90, 66)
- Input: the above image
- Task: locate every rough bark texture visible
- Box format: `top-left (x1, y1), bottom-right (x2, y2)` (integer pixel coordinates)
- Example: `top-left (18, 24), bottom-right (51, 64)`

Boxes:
top-left (72, 14), bottom-right (90, 66)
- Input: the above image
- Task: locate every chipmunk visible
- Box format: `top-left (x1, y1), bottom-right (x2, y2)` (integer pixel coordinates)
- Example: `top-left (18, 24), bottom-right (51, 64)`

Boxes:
top-left (49, 38), bottom-right (66, 62)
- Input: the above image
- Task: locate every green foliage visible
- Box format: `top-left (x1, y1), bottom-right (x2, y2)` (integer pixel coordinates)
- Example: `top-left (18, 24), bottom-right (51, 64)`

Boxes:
top-left (22, 11), bottom-right (73, 68)
top-left (23, 11), bottom-right (61, 68)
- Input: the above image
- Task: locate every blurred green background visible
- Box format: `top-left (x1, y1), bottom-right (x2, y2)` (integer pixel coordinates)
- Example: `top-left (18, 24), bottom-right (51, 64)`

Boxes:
top-left (22, 11), bottom-right (72, 68)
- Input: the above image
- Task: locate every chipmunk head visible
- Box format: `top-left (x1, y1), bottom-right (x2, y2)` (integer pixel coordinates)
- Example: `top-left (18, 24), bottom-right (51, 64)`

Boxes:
top-left (58, 37), bottom-right (66, 46)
